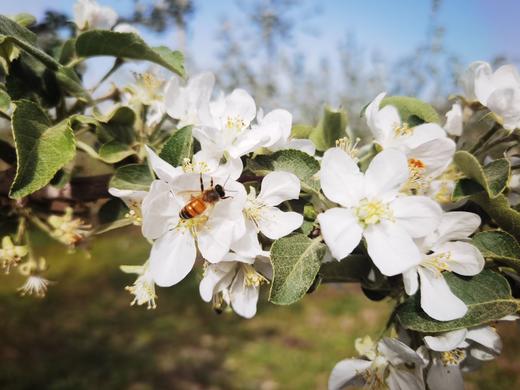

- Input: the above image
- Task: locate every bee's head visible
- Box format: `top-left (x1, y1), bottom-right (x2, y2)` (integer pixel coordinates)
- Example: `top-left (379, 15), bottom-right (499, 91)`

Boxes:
top-left (215, 184), bottom-right (226, 198)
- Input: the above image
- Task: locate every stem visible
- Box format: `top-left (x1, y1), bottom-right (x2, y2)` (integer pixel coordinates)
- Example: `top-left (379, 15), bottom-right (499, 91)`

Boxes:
top-left (18, 209), bottom-right (52, 235)
top-left (468, 123), bottom-right (501, 154)
top-left (90, 58), bottom-right (124, 93)
top-left (14, 217), bottom-right (26, 244)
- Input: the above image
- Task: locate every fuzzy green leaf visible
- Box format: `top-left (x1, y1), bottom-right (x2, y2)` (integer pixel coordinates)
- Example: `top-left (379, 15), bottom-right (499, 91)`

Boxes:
top-left (76, 30), bottom-right (185, 77)
top-left (109, 164), bottom-right (153, 191)
top-left (159, 126), bottom-right (193, 167)
top-left (9, 100), bottom-right (76, 198)
top-left (309, 106), bottom-right (348, 151)
top-left (472, 193), bottom-right (520, 240)
top-left (473, 230), bottom-right (520, 271)
top-left (269, 234), bottom-right (326, 305)
top-left (247, 149), bottom-right (320, 193)
top-left (454, 151), bottom-right (510, 198)
top-left (99, 140), bottom-right (136, 163)
top-left (381, 96), bottom-right (440, 124)
top-left (397, 270), bottom-right (518, 333)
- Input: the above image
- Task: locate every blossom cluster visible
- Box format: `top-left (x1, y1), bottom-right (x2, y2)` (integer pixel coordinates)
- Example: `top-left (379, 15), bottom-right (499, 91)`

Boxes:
top-left (3, 2), bottom-right (520, 388)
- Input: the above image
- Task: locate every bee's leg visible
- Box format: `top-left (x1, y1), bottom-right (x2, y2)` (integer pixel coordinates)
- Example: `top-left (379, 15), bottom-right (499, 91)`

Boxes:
top-left (210, 177), bottom-right (214, 188)
top-left (199, 173), bottom-right (204, 192)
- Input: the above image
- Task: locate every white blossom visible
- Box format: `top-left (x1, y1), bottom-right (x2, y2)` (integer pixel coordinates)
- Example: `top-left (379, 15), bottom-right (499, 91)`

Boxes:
top-left (463, 61), bottom-right (520, 131)
top-left (329, 336), bottom-right (426, 390)
top-left (317, 148), bottom-right (442, 276)
top-left (402, 211), bottom-right (484, 321)
top-left (74, 0), bottom-right (118, 31)
top-left (141, 148), bottom-right (246, 287)
top-left (444, 102), bottom-right (463, 136)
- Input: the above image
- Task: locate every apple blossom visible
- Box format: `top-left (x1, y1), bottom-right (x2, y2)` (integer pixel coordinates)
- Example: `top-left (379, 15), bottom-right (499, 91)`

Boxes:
top-left (317, 148), bottom-right (442, 276)
top-left (463, 61), bottom-right (520, 131)
top-left (141, 148), bottom-right (246, 287)
top-left (199, 250), bottom-right (270, 318)
top-left (402, 211), bottom-right (484, 321)
top-left (121, 263), bottom-right (157, 309)
top-left (74, 0), bottom-right (118, 31)
top-left (444, 102), bottom-right (464, 136)
top-left (329, 336), bottom-right (426, 390)
top-left (233, 171), bottom-right (303, 256)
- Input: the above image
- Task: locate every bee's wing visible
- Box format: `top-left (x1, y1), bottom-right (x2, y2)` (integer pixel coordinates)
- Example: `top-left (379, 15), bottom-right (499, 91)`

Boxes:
top-left (174, 190), bottom-right (202, 203)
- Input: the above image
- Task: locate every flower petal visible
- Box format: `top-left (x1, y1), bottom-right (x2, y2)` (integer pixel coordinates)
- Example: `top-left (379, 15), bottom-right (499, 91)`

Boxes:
top-left (328, 358), bottom-right (372, 390)
top-left (418, 267), bottom-right (467, 321)
top-left (317, 208), bottom-right (363, 261)
top-left (199, 262), bottom-right (236, 302)
top-left (320, 148), bottom-right (363, 208)
top-left (256, 108), bottom-right (292, 147)
top-left (391, 196), bottom-right (442, 238)
top-left (141, 180), bottom-right (181, 240)
top-left (223, 88), bottom-right (257, 127)
top-left (445, 103), bottom-right (463, 136)
top-left (364, 149), bottom-right (409, 201)
top-left (257, 207), bottom-right (303, 240)
top-left (407, 137), bottom-right (456, 178)
top-left (145, 145), bottom-right (183, 183)
top-left (427, 358), bottom-right (464, 390)
top-left (435, 241), bottom-right (484, 276)
top-left (230, 268), bottom-right (260, 318)
top-left (197, 219), bottom-right (235, 263)
top-left (424, 329), bottom-right (468, 352)
top-left (403, 267), bottom-right (419, 295)
top-left (258, 171), bottom-right (301, 206)
top-left (426, 211), bottom-right (481, 248)
top-left (466, 326), bottom-right (502, 355)
top-left (150, 229), bottom-right (196, 287)
top-left (363, 221), bottom-right (421, 276)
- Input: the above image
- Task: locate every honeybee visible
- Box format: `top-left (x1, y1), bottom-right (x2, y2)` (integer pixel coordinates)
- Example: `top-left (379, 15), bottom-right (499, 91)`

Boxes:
top-left (179, 175), bottom-right (229, 219)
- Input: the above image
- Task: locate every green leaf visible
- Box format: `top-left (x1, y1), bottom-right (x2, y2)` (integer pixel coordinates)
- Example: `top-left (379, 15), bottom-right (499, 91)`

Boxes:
top-left (319, 254), bottom-right (371, 283)
top-left (247, 149), bottom-right (320, 193)
top-left (9, 100), bottom-right (76, 198)
top-left (381, 96), bottom-right (440, 124)
top-left (96, 106), bottom-right (136, 145)
top-left (99, 140), bottom-right (136, 163)
top-left (291, 124), bottom-right (313, 139)
top-left (473, 230), bottom-right (520, 271)
top-left (159, 126), bottom-right (193, 167)
top-left (471, 193), bottom-right (520, 240)
top-left (76, 31), bottom-right (185, 77)
top-left (309, 106), bottom-right (348, 151)
top-left (12, 13), bottom-right (36, 28)
top-left (0, 14), bottom-right (36, 45)
top-left (454, 151), bottom-right (510, 198)
top-left (397, 270), bottom-right (518, 333)
top-left (269, 234), bottom-right (326, 305)
top-left (0, 87), bottom-right (11, 112)
top-left (452, 178), bottom-right (484, 201)
top-left (109, 164), bottom-right (153, 191)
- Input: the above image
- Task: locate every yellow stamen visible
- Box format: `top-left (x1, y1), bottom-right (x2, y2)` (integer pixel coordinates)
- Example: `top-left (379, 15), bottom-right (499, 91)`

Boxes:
top-left (356, 199), bottom-right (394, 226)
top-left (440, 348), bottom-right (467, 366)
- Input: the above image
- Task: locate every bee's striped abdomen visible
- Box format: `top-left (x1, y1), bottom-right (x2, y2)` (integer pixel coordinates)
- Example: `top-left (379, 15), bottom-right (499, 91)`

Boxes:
top-left (179, 198), bottom-right (207, 219)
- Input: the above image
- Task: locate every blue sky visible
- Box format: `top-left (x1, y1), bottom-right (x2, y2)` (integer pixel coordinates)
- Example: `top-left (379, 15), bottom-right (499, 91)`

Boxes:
top-left (1, 0), bottom-right (519, 68)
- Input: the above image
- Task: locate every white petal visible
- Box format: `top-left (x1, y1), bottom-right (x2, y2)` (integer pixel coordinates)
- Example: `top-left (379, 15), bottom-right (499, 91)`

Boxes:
top-left (486, 87), bottom-right (520, 131)
top-left (473, 62), bottom-right (495, 104)
top-left (365, 92), bottom-right (401, 146)
top-left (364, 221), bottom-right (421, 276)
top-left (224, 88), bottom-right (256, 127)
top-left (403, 267), bottom-right (419, 295)
top-left (427, 358), bottom-right (464, 390)
top-left (426, 211), bottom-right (481, 248)
top-left (328, 358), bottom-right (372, 390)
top-left (462, 61), bottom-right (489, 101)
top-left (108, 188), bottom-right (147, 208)
top-left (418, 267), bottom-right (467, 321)
top-left (228, 129), bottom-right (268, 158)
top-left (317, 208), bottom-right (363, 261)
top-left (378, 337), bottom-right (423, 366)
top-left (141, 180), bottom-right (181, 239)
top-left (150, 229), bottom-right (196, 287)
top-left (229, 268), bottom-right (260, 318)
top-left (407, 137), bottom-right (456, 178)
top-left (258, 171), bottom-right (301, 206)
top-left (230, 220), bottom-right (262, 256)
top-left (445, 103), bottom-right (463, 136)
top-left (145, 145), bottom-right (183, 183)
top-left (284, 138), bottom-right (316, 155)
top-left (320, 148), bottom-right (363, 208)
top-left (466, 326), bottom-right (502, 355)
top-left (192, 126), bottom-right (224, 156)
top-left (401, 123), bottom-right (446, 149)
top-left (197, 218), bottom-right (235, 263)
top-left (364, 149), bottom-right (409, 201)
top-left (386, 366), bottom-right (425, 390)
top-left (391, 196), bottom-right (442, 238)
top-left (435, 241), bottom-right (484, 276)
top-left (257, 207), bottom-right (303, 240)
top-left (256, 108), bottom-right (292, 147)
top-left (424, 329), bottom-right (468, 352)
top-left (199, 262), bottom-right (236, 302)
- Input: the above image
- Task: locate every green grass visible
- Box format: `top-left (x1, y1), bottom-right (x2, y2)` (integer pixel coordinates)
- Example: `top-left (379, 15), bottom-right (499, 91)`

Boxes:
top-left (0, 229), bottom-right (518, 389)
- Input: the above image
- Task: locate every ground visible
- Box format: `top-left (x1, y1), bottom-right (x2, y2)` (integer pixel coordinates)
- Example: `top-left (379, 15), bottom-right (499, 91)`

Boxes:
top-left (0, 228), bottom-right (519, 389)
